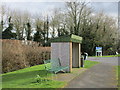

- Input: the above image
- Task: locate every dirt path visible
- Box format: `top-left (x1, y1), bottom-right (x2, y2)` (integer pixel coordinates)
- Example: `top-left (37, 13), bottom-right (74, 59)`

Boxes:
top-left (65, 57), bottom-right (118, 88)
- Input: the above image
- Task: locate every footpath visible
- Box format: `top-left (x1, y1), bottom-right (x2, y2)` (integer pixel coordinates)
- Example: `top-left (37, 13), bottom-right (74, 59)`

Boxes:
top-left (65, 57), bottom-right (118, 88)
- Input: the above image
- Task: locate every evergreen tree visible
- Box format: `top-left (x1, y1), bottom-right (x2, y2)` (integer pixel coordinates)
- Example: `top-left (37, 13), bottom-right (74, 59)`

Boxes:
top-left (26, 22), bottom-right (32, 40)
top-left (2, 17), bottom-right (16, 39)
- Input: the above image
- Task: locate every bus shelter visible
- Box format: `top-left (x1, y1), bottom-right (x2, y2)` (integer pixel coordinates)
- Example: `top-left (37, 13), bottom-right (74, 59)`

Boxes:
top-left (51, 34), bottom-right (82, 72)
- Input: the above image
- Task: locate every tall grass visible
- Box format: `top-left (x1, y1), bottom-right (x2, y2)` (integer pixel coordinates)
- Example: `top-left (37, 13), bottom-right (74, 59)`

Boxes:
top-left (2, 39), bottom-right (51, 73)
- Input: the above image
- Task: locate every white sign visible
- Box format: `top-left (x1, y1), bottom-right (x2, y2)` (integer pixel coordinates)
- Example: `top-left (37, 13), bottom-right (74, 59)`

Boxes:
top-left (96, 47), bottom-right (102, 56)
top-left (96, 47), bottom-right (102, 52)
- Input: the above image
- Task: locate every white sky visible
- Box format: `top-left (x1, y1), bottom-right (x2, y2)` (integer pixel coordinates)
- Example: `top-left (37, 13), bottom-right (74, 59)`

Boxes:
top-left (0, 0), bottom-right (118, 18)
top-left (0, 0), bottom-right (119, 37)
top-left (1, 0), bottom-right (119, 2)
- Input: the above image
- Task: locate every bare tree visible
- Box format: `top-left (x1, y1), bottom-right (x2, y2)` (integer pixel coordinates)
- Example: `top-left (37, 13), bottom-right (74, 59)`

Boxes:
top-left (34, 13), bottom-right (50, 46)
top-left (10, 9), bottom-right (32, 40)
top-left (0, 4), bottom-right (9, 31)
top-left (66, 1), bottom-right (88, 35)
top-left (50, 8), bottom-right (68, 37)
top-left (50, 8), bottom-right (62, 37)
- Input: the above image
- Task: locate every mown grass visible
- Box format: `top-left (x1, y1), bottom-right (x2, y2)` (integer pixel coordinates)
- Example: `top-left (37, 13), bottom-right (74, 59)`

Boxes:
top-left (91, 54), bottom-right (120, 57)
top-left (101, 54), bottom-right (120, 57)
top-left (2, 64), bottom-right (65, 88)
top-left (1, 60), bottom-right (99, 88)
top-left (116, 66), bottom-right (120, 89)
top-left (83, 60), bottom-right (100, 68)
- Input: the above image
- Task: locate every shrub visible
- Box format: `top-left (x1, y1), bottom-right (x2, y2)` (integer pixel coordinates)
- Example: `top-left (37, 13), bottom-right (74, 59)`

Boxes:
top-left (2, 39), bottom-right (51, 73)
top-left (2, 39), bottom-right (28, 73)
top-left (24, 46), bottom-right (51, 66)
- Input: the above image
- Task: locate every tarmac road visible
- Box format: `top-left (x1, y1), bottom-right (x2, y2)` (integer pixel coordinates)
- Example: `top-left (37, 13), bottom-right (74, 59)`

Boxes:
top-left (65, 57), bottom-right (119, 88)
top-left (88, 57), bottom-right (118, 66)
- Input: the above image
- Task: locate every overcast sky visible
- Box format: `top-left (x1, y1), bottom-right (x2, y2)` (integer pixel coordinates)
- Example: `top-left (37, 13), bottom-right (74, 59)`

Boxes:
top-left (1, 1), bottom-right (118, 18)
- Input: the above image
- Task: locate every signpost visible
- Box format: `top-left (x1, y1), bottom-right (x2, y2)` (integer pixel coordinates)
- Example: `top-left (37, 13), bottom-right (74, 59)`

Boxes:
top-left (96, 47), bottom-right (102, 56)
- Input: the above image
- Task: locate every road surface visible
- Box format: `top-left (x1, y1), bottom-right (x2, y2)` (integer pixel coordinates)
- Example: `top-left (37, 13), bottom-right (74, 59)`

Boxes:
top-left (65, 57), bottom-right (118, 88)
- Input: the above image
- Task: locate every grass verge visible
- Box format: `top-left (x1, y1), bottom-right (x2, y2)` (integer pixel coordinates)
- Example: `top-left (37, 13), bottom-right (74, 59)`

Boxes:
top-left (83, 60), bottom-right (100, 68)
top-left (115, 66), bottom-right (120, 89)
top-left (2, 60), bottom-right (99, 88)
top-left (91, 54), bottom-right (120, 57)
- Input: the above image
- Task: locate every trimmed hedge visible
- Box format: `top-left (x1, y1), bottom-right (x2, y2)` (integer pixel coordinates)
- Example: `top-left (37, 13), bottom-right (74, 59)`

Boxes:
top-left (2, 39), bottom-right (51, 73)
